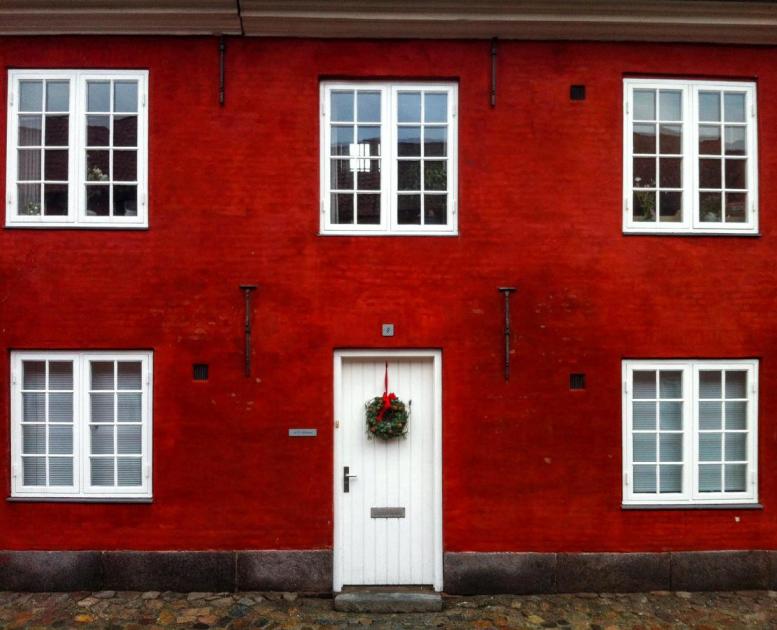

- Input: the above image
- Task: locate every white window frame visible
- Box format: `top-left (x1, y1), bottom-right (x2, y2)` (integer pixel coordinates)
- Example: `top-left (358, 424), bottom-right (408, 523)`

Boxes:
top-left (320, 81), bottom-right (458, 236)
top-left (10, 351), bottom-right (153, 499)
top-left (622, 359), bottom-right (758, 507)
top-left (623, 78), bottom-right (758, 235)
top-left (6, 69), bottom-right (149, 229)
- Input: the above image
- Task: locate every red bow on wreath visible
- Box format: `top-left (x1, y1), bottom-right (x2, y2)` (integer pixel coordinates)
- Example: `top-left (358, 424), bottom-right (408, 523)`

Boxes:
top-left (376, 363), bottom-right (397, 423)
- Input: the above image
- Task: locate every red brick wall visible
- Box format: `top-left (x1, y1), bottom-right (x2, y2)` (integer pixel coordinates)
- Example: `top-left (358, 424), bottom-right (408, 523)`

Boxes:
top-left (0, 36), bottom-right (775, 551)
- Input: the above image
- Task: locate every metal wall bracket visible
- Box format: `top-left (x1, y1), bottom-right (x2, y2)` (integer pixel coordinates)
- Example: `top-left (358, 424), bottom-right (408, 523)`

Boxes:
top-left (490, 37), bottom-right (498, 108)
top-left (498, 287), bottom-right (517, 380)
top-left (240, 284), bottom-right (258, 376)
top-left (219, 35), bottom-right (226, 106)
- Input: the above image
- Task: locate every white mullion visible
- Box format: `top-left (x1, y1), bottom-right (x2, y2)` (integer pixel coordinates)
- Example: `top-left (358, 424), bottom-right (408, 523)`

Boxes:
top-left (387, 86), bottom-right (397, 232)
top-left (382, 86), bottom-right (391, 233)
top-left (683, 84), bottom-right (694, 231)
top-left (75, 72), bottom-right (86, 223)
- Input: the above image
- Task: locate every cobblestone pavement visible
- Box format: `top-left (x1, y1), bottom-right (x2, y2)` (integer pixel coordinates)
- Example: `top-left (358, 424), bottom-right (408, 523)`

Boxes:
top-left (0, 590), bottom-right (776, 629)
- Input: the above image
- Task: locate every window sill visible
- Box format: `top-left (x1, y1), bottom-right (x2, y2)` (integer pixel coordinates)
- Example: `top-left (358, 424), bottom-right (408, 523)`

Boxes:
top-left (622, 503), bottom-right (762, 510)
top-left (7, 497), bottom-right (153, 504)
top-left (319, 231), bottom-right (459, 237)
top-left (623, 230), bottom-right (760, 237)
top-left (5, 223), bottom-right (149, 231)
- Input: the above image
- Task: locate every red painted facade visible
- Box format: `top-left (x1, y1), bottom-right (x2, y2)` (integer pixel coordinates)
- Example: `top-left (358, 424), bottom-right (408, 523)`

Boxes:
top-left (1, 36), bottom-right (776, 553)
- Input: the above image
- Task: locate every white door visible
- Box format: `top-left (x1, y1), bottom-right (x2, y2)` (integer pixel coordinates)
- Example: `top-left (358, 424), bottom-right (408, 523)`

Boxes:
top-left (333, 350), bottom-right (442, 591)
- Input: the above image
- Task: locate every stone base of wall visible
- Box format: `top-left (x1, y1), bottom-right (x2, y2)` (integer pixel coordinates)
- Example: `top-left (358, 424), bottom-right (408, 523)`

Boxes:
top-left (1, 550), bottom-right (775, 593)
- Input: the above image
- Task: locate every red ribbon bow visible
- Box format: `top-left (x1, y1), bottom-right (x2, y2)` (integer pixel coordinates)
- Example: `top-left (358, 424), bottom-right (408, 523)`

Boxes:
top-left (376, 363), bottom-right (397, 423)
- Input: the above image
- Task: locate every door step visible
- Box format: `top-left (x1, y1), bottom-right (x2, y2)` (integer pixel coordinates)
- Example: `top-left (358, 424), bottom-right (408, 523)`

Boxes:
top-left (334, 589), bottom-right (443, 613)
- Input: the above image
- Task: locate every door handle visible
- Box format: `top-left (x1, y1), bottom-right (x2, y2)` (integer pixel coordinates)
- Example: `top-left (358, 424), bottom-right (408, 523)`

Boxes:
top-left (343, 466), bottom-right (357, 492)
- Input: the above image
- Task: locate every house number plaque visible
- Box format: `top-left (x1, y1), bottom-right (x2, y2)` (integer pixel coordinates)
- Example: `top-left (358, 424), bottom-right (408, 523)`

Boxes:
top-left (370, 507), bottom-right (405, 518)
top-left (288, 428), bottom-right (317, 437)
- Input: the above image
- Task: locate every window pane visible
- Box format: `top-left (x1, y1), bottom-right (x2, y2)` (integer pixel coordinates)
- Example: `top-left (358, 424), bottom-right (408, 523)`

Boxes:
top-left (424, 127), bottom-right (447, 157)
top-left (724, 464), bottom-right (746, 492)
top-left (86, 185), bottom-right (110, 216)
top-left (699, 464), bottom-right (722, 492)
top-left (633, 401), bottom-right (656, 430)
top-left (87, 115), bottom-right (110, 146)
top-left (397, 195), bottom-right (421, 225)
top-left (87, 81), bottom-right (110, 112)
top-left (659, 433), bottom-right (682, 462)
top-left (398, 126), bottom-right (421, 157)
top-left (424, 195), bottom-right (447, 225)
top-left (398, 161), bottom-right (420, 191)
top-left (659, 158), bottom-right (681, 188)
top-left (114, 81), bottom-right (138, 113)
top-left (23, 425), bottom-right (46, 454)
top-left (424, 93), bottom-right (447, 123)
top-left (633, 433), bottom-right (656, 462)
top-left (658, 91), bottom-right (681, 121)
top-left (116, 393), bottom-right (143, 422)
top-left (23, 393), bottom-right (45, 422)
top-left (633, 124), bottom-right (656, 154)
top-left (398, 92), bottom-right (421, 123)
top-left (331, 91), bottom-right (354, 122)
top-left (356, 92), bottom-right (380, 123)
top-left (331, 193), bottom-right (353, 224)
top-left (725, 159), bottom-right (745, 190)
top-left (87, 150), bottom-right (110, 181)
top-left (724, 93), bottom-right (745, 123)
top-left (48, 457), bottom-right (73, 485)
top-left (725, 193), bottom-right (747, 223)
top-left (659, 371), bottom-right (682, 398)
top-left (633, 465), bottom-right (656, 493)
top-left (699, 401), bottom-right (722, 430)
top-left (699, 433), bottom-right (721, 461)
top-left (18, 183), bottom-right (41, 215)
top-left (18, 115), bottom-right (42, 146)
top-left (724, 126), bottom-right (746, 156)
top-left (49, 426), bottom-right (73, 454)
top-left (635, 155), bottom-right (659, 187)
top-left (725, 401), bottom-right (747, 430)
top-left (49, 361), bottom-right (73, 389)
top-left (659, 124), bottom-right (681, 154)
top-left (424, 161), bottom-right (447, 191)
top-left (46, 81), bottom-right (69, 112)
top-left (699, 192), bottom-right (721, 222)
top-left (90, 425), bottom-right (114, 454)
top-left (44, 184), bottom-right (68, 216)
top-left (49, 393), bottom-right (73, 422)
top-left (90, 458), bottom-right (114, 486)
top-left (22, 361), bottom-right (45, 389)
top-left (331, 159), bottom-right (353, 190)
top-left (659, 401), bottom-right (682, 430)
top-left (633, 90), bottom-right (655, 120)
top-left (699, 370), bottom-right (722, 398)
top-left (356, 160), bottom-right (381, 191)
top-left (45, 115), bottom-right (69, 146)
top-left (113, 151), bottom-right (137, 182)
top-left (117, 362), bottom-right (142, 389)
top-left (659, 464), bottom-right (682, 493)
top-left (18, 150), bottom-right (41, 181)
top-left (725, 433), bottom-right (746, 461)
top-left (699, 125), bottom-right (721, 155)
top-left (331, 126), bottom-right (353, 156)
top-left (356, 126), bottom-right (381, 155)
top-left (90, 393), bottom-right (114, 423)
top-left (633, 371), bottom-right (656, 398)
top-left (356, 194), bottom-right (381, 225)
top-left (91, 362), bottom-right (114, 389)
top-left (659, 192), bottom-right (681, 222)
top-left (20, 81), bottom-right (43, 112)
top-left (113, 185), bottom-right (137, 216)
top-left (117, 458), bottom-right (142, 486)
top-left (114, 115), bottom-right (138, 147)
top-left (699, 92), bottom-right (721, 122)
top-left (117, 426), bottom-right (142, 454)
top-left (699, 159), bottom-right (721, 189)
top-left (633, 191), bottom-right (656, 222)
top-left (22, 457), bottom-right (46, 486)
top-left (44, 150), bottom-right (68, 181)
top-left (725, 371), bottom-right (747, 398)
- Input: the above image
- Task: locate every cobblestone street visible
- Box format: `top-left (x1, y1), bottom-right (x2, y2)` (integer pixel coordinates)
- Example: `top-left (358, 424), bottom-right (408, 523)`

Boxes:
top-left (0, 590), bottom-right (775, 629)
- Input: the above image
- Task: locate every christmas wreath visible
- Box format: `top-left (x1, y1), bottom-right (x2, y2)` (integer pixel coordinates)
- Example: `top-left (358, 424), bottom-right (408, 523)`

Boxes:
top-left (365, 364), bottom-right (410, 440)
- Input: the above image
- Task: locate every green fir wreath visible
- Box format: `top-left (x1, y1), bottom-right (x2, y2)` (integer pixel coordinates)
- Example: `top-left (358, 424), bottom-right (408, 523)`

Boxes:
top-left (365, 395), bottom-right (410, 440)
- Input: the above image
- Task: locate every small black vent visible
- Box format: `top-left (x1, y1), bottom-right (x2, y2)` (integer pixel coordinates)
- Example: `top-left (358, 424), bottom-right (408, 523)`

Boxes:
top-left (570, 85), bottom-right (586, 101)
top-left (193, 364), bottom-right (209, 381)
top-left (570, 373), bottom-right (586, 390)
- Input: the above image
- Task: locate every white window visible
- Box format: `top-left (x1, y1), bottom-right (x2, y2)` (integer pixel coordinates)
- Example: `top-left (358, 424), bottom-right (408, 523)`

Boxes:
top-left (10, 351), bottom-right (152, 499)
top-left (623, 79), bottom-right (757, 234)
top-left (6, 70), bottom-right (148, 228)
top-left (320, 82), bottom-right (457, 235)
top-left (622, 360), bottom-right (758, 506)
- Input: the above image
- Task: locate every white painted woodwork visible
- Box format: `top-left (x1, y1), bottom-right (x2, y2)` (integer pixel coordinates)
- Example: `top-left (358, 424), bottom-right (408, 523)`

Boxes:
top-left (333, 350), bottom-right (442, 591)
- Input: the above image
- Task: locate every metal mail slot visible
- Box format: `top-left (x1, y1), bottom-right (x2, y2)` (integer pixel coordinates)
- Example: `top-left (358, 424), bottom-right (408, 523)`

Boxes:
top-left (370, 507), bottom-right (406, 518)
top-left (288, 428), bottom-right (317, 437)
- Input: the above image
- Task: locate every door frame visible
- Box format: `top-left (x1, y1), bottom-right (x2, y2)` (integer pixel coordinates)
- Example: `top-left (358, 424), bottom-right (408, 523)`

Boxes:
top-left (332, 349), bottom-right (443, 592)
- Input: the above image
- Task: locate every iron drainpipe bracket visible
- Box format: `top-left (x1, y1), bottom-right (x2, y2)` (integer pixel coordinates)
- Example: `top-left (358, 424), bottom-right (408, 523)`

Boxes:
top-left (498, 287), bottom-right (517, 381)
top-left (240, 284), bottom-right (258, 377)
